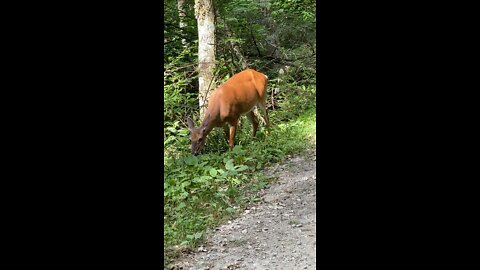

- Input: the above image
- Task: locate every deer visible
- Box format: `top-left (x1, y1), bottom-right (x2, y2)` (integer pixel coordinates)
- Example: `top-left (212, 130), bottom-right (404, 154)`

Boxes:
top-left (187, 69), bottom-right (270, 155)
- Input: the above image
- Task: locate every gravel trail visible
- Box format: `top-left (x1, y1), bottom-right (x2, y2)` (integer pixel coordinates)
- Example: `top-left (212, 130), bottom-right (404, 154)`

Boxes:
top-left (171, 149), bottom-right (316, 270)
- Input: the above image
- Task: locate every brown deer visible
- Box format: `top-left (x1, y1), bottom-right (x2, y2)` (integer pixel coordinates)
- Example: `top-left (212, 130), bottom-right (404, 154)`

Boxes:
top-left (187, 69), bottom-right (270, 155)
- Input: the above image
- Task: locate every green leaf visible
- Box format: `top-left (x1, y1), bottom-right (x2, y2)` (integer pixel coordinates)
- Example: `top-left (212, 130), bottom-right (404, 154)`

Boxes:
top-left (235, 165), bottom-right (249, 172)
top-left (176, 202), bottom-right (186, 209)
top-left (163, 136), bottom-right (175, 146)
top-left (184, 156), bottom-right (198, 166)
top-left (225, 159), bottom-right (235, 171)
top-left (209, 168), bottom-right (217, 177)
top-left (232, 145), bottom-right (245, 155)
top-left (194, 232), bottom-right (203, 239)
top-left (193, 176), bottom-right (211, 184)
top-left (166, 127), bottom-right (177, 133)
top-left (225, 207), bottom-right (235, 213)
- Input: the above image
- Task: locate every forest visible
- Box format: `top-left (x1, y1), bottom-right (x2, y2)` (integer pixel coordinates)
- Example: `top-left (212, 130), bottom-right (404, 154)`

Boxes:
top-left (164, 0), bottom-right (316, 267)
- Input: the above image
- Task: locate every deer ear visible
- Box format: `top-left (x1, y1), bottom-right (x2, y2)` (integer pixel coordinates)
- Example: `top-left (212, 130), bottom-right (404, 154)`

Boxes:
top-left (187, 117), bottom-right (195, 130)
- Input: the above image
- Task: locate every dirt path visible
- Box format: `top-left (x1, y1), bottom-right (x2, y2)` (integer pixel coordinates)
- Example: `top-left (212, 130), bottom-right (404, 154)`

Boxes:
top-left (171, 149), bottom-right (316, 270)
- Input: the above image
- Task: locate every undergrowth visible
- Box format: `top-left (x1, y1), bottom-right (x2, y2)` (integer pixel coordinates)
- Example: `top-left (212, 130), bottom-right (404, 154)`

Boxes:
top-left (164, 0), bottom-right (316, 267)
top-left (163, 108), bottom-right (316, 268)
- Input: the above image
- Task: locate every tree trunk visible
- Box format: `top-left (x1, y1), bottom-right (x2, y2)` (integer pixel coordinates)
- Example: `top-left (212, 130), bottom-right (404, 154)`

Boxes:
top-left (194, 0), bottom-right (216, 118)
top-left (177, 0), bottom-right (187, 46)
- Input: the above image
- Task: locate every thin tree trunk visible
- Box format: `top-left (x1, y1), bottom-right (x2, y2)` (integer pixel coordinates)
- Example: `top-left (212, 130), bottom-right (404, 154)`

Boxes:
top-left (216, 10), bottom-right (247, 70)
top-left (177, 0), bottom-right (187, 46)
top-left (248, 24), bottom-right (262, 57)
top-left (194, 0), bottom-right (216, 118)
top-left (225, 24), bottom-right (247, 70)
top-left (259, 0), bottom-right (280, 58)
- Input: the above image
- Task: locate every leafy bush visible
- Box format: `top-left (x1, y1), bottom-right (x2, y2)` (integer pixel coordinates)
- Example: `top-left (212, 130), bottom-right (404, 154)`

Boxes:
top-left (164, 109), bottom-right (316, 262)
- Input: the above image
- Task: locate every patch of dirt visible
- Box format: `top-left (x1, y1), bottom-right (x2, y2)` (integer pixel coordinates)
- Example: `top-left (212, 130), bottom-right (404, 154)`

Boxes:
top-left (170, 149), bottom-right (316, 270)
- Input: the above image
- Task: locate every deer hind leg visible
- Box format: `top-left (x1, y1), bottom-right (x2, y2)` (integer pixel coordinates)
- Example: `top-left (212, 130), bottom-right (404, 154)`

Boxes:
top-left (246, 111), bottom-right (259, 137)
top-left (257, 101), bottom-right (270, 130)
top-left (223, 124), bottom-right (230, 143)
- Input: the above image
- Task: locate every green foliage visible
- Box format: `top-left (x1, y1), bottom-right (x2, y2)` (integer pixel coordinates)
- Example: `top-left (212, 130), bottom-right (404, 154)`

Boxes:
top-left (164, 109), bottom-right (316, 265)
top-left (269, 79), bottom-right (316, 122)
top-left (163, 0), bottom-right (316, 267)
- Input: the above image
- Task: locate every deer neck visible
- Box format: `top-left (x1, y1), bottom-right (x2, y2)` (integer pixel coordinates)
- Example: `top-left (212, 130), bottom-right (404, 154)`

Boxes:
top-left (200, 111), bottom-right (217, 136)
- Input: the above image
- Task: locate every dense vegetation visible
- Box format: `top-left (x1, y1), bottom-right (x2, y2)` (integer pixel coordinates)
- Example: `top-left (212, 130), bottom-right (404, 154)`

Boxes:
top-left (164, 0), bottom-right (316, 267)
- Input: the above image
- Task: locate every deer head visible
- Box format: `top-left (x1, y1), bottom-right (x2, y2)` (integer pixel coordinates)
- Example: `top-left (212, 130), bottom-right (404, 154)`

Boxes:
top-left (187, 117), bottom-right (208, 155)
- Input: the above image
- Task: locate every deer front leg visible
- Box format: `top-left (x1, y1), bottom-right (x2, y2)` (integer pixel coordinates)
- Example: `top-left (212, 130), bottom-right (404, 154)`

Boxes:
top-left (228, 119), bottom-right (239, 150)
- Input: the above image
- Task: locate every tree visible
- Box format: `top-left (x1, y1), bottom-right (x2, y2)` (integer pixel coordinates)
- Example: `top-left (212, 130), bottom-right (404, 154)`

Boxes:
top-left (177, 0), bottom-right (187, 46)
top-left (259, 0), bottom-right (280, 58)
top-left (215, 8), bottom-right (247, 71)
top-left (194, 0), bottom-right (216, 118)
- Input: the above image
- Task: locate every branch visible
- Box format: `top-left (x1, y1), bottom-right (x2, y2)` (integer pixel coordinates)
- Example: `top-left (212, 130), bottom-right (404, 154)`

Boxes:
top-left (248, 24), bottom-right (262, 57)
